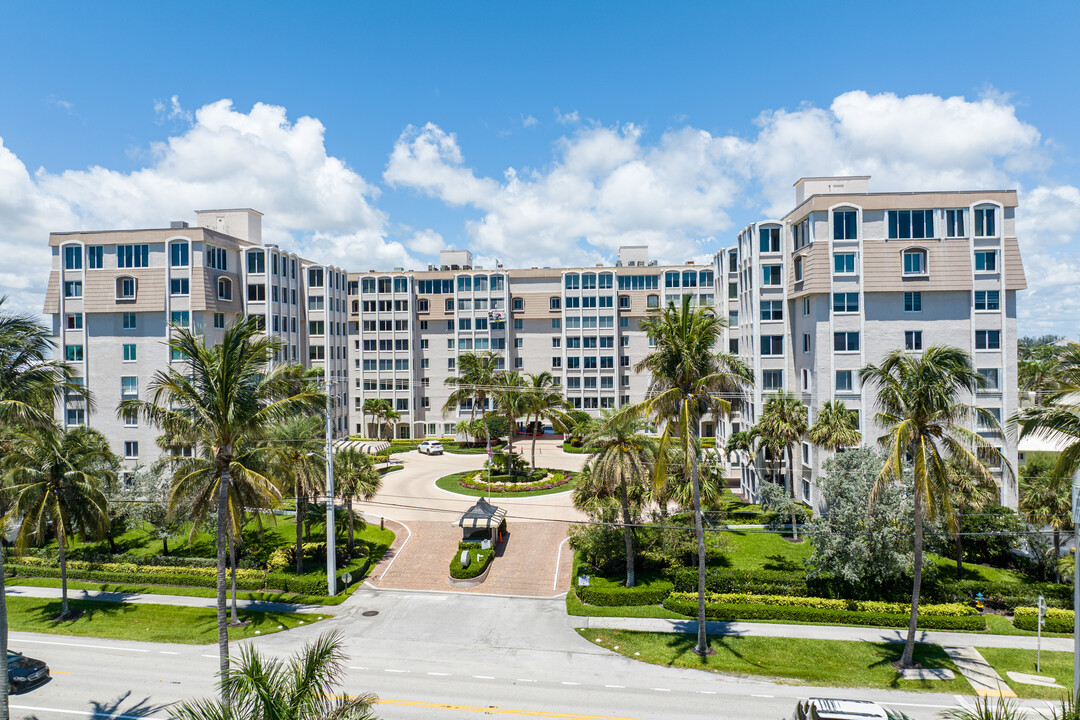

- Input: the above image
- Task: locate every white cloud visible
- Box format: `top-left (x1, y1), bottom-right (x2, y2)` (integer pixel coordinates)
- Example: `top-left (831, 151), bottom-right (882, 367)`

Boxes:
top-left (405, 229), bottom-right (445, 255)
top-left (521, 114), bottom-right (538, 128)
top-left (153, 94), bottom-right (193, 124)
top-left (49, 98), bottom-right (73, 113)
top-left (554, 107), bottom-right (580, 125)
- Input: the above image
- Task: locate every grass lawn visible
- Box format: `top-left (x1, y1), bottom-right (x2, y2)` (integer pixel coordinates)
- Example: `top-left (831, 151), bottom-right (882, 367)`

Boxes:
top-left (926, 555), bottom-right (1032, 584)
top-left (566, 553), bottom-right (683, 618)
top-left (578, 629), bottom-right (970, 693)
top-left (977, 647), bottom-right (1074, 700)
top-left (435, 469), bottom-right (578, 498)
top-left (717, 530), bottom-right (812, 572)
top-left (443, 441), bottom-right (506, 455)
top-left (378, 464), bottom-right (404, 475)
top-left (7, 596), bottom-right (321, 644)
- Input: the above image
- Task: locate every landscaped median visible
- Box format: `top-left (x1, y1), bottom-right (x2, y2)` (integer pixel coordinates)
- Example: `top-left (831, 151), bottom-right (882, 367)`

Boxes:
top-left (436, 469), bottom-right (578, 497)
top-left (449, 542), bottom-right (494, 581)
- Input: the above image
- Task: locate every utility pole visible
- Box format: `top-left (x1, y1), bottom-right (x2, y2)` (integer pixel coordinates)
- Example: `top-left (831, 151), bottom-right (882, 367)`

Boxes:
top-left (1072, 466), bottom-right (1080, 700)
top-left (325, 379), bottom-right (336, 597)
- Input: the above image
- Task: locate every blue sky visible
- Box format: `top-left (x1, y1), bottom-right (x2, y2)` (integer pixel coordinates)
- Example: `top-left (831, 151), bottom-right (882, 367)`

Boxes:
top-left (1, 1), bottom-right (1077, 336)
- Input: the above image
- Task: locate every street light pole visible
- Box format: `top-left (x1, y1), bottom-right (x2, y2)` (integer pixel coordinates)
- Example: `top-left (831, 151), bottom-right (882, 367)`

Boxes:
top-left (325, 380), bottom-right (336, 597)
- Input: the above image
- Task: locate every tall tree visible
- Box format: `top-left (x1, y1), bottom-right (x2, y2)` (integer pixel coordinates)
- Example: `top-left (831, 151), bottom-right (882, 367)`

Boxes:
top-left (756, 391), bottom-right (808, 540)
top-left (382, 406), bottom-right (400, 442)
top-left (490, 370), bottom-right (529, 462)
top-left (119, 316), bottom-right (323, 702)
top-left (859, 345), bottom-right (1006, 668)
top-left (808, 400), bottom-right (862, 452)
top-left (581, 409), bottom-right (656, 587)
top-left (1016, 342), bottom-right (1080, 479)
top-left (2, 425), bottom-right (116, 617)
top-left (334, 447), bottom-right (382, 555)
top-left (949, 459), bottom-right (999, 581)
top-left (635, 295), bottom-right (753, 656)
top-left (360, 398), bottom-right (385, 439)
top-left (168, 630), bottom-right (377, 720)
top-left (267, 416), bottom-right (324, 575)
top-left (523, 371), bottom-right (569, 470)
top-left (443, 351), bottom-right (501, 431)
top-left (1019, 460), bottom-right (1072, 583)
top-left (0, 297), bottom-right (90, 720)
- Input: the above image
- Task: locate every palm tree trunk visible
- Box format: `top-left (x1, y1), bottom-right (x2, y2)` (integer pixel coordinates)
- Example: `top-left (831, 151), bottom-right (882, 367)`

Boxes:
top-left (229, 526), bottom-right (238, 625)
top-left (619, 478), bottom-right (636, 588)
top-left (58, 532), bottom-right (68, 617)
top-left (955, 505), bottom-right (964, 581)
top-left (347, 493), bottom-right (355, 555)
top-left (162, 535), bottom-right (169, 556)
top-left (786, 444), bottom-right (798, 541)
top-left (901, 489), bottom-right (924, 668)
top-left (295, 481), bottom-right (304, 575)
top-left (530, 413), bottom-right (539, 471)
top-left (690, 420), bottom-right (710, 657)
top-left (216, 464), bottom-right (231, 703)
top-left (0, 545), bottom-right (9, 720)
top-left (1054, 529), bottom-right (1061, 584)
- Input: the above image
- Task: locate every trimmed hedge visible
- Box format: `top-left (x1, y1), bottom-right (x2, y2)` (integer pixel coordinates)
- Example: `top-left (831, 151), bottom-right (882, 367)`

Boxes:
top-left (931, 579), bottom-right (1073, 611)
top-left (1014, 606), bottom-right (1074, 633)
top-left (690, 592), bottom-right (976, 617)
top-left (561, 442), bottom-right (595, 454)
top-left (667, 567), bottom-right (811, 597)
top-left (661, 596), bottom-right (987, 631)
top-left (450, 547), bottom-right (493, 579)
top-left (575, 580), bottom-right (674, 607)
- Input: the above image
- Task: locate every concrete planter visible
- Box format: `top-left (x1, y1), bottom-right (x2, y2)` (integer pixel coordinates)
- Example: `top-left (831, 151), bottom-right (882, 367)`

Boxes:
top-left (447, 559), bottom-right (494, 587)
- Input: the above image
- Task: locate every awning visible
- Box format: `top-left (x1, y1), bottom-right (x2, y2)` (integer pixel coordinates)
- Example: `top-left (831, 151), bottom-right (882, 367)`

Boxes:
top-left (454, 498), bottom-right (507, 529)
top-left (335, 439), bottom-right (391, 455)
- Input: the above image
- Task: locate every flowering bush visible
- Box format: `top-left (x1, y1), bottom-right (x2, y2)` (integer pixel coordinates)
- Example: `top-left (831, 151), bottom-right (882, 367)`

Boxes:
top-left (458, 470), bottom-right (571, 493)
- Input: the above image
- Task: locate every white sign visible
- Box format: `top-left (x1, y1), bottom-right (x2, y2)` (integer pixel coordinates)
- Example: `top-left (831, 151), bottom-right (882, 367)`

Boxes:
top-left (342, 572), bottom-right (353, 585)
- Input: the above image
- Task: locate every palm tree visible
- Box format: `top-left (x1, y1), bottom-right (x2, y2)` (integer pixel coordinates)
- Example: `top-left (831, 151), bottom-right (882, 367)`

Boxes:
top-left (808, 400), bottom-right (862, 452)
top-left (334, 448), bottom-right (382, 555)
top-left (756, 391), bottom-right (808, 540)
top-left (582, 409), bottom-right (656, 587)
top-left (950, 460), bottom-right (999, 581)
top-left (119, 316), bottom-right (323, 700)
top-left (1016, 342), bottom-right (1080, 479)
top-left (360, 398), bottom-right (385, 439)
top-left (168, 630), bottom-right (377, 720)
top-left (1018, 355), bottom-right (1060, 406)
top-left (0, 297), bottom-right (91, 719)
top-left (635, 295), bottom-right (753, 656)
top-left (443, 351), bottom-right (501, 425)
top-left (266, 416), bottom-right (324, 575)
top-left (382, 407), bottom-right (400, 441)
top-left (1019, 468), bottom-right (1072, 583)
top-left (859, 345), bottom-right (1006, 668)
top-left (1, 425), bottom-right (115, 617)
top-left (491, 370), bottom-right (528, 463)
top-left (523, 371), bottom-right (569, 470)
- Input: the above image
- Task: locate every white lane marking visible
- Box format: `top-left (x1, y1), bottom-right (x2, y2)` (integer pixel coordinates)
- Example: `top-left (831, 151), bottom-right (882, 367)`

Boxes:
top-left (562, 681), bottom-right (581, 686)
top-left (385, 669), bottom-right (408, 673)
top-left (201, 654), bottom-right (217, 658)
top-left (159, 651), bottom-right (180, 655)
top-left (517, 679), bottom-right (537, 683)
top-left (890, 701), bottom-right (970, 710)
top-left (349, 666), bottom-right (368, 670)
top-left (605, 685), bottom-right (625, 689)
top-left (473, 675), bottom-right (495, 679)
top-left (427, 672), bottom-right (451, 676)
top-left (699, 691), bottom-right (717, 695)
top-left (653, 688), bottom-right (671, 692)
top-left (12, 705), bottom-right (165, 720)
top-left (553, 536), bottom-right (571, 590)
top-left (378, 518), bottom-right (412, 581)
top-left (9, 638), bottom-right (148, 653)
top-left (751, 694), bottom-right (774, 698)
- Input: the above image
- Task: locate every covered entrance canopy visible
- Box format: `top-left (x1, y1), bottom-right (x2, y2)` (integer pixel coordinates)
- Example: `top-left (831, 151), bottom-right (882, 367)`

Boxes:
top-left (335, 439), bottom-right (391, 455)
top-left (454, 498), bottom-right (507, 542)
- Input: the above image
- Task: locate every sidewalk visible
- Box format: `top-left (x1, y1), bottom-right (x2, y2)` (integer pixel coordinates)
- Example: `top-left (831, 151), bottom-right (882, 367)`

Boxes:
top-left (575, 616), bottom-right (1075, 651)
top-left (5, 584), bottom-right (323, 614)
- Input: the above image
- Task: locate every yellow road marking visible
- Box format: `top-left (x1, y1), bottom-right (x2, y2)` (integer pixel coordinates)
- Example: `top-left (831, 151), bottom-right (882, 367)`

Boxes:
top-left (50, 670), bottom-right (71, 675)
top-left (373, 697), bottom-right (657, 719)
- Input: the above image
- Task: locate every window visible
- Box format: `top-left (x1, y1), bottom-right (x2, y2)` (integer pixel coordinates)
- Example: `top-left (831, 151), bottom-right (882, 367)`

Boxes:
top-left (975, 330), bottom-right (1001, 350)
top-left (904, 291), bottom-right (922, 312)
top-left (762, 265), bottom-right (782, 285)
top-left (65, 313), bottom-right (83, 330)
top-left (123, 344), bottom-right (136, 361)
top-left (582, 274), bottom-right (597, 290)
top-left (888, 210), bottom-right (934, 239)
top-left (946, 209), bottom-right (966, 238)
top-left (617, 295), bottom-right (630, 309)
top-left (904, 330), bottom-right (923, 351)
top-left (974, 251), bottom-right (998, 272)
top-left (124, 441), bottom-right (139, 459)
top-left (121, 376), bottom-right (138, 396)
top-left (974, 290), bottom-right (1000, 311)
top-left (213, 313), bottom-right (225, 329)
top-left (620, 356), bottom-right (630, 367)
top-left (116, 276), bottom-right (137, 300)
top-left (647, 294), bottom-right (660, 308)
top-left (803, 333), bottom-right (811, 353)
top-left (310, 321), bottom-right (325, 336)
top-left (61, 279), bottom-right (80, 299)
top-left (728, 281), bottom-right (738, 299)
top-left (564, 274), bottom-right (579, 290)
top-left (974, 207), bottom-right (996, 237)
top-left (833, 331), bottom-right (859, 352)
top-left (762, 369), bottom-right (783, 390)
top-left (978, 368), bottom-right (1000, 391)
top-left (170, 310), bottom-right (190, 328)
top-left (65, 344), bottom-right (83, 361)
top-left (307, 268), bottom-right (324, 287)
top-left (87, 246), bottom-right (103, 269)
top-left (170, 242), bottom-right (189, 267)
top-left (792, 218), bottom-right (810, 250)
top-left (63, 245), bottom-right (82, 270)
top-left (835, 370), bottom-right (854, 392)
top-left (514, 319), bottom-right (523, 330)
top-left (759, 227), bottom-right (780, 253)
top-left (394, 277), bottom-right (408, 293)
top-left (833, 253), bottom-right (856, 274)
top-left (617, 274), bottom-right (659, 291)
top-left (458, 318), bottom-right (472, 331)
top-left (833, 293), bottom-right (858, 313)
top-left (760, 300), bottom-right (783, 321)
top-left (760, 335), bottom-right (783, 356)
top-left (116, 244), bottom-right (149, 269)
top-left (66, 408), bottom-right (85, 426)
top-left (170, 277), bottom-right (189, 296)
top-left (793, 256), bottom-right (803, 282)
top-left (247, 284), bottom-right (265, 301)
top-left (548, 297), bottom-right (562, 312)
top-left (122, 312), bottom-right (136, 330)
top-left (729, 251), bottom-right (737, 273)
top-left (123, 409), bottom-right (138, 427)
top-left (802, 298), bottom-right (810, 316)
top-left (206, 245), bottom-right (227, 271)
top-left (833, 210), bottom-right (857, 240)
top-left (902, 248), bottom-right (927, 275)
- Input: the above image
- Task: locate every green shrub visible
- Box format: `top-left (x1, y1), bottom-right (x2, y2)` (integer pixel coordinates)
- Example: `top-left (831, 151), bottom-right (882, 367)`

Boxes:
top-left (575, 580), bottom-right (674, 607)
top-left (1014, 606), bottom-right (1074, 633)
top-left (449, 547), bottom-right (493, 579)
top-left (661, 595), bottom-right (986, 631)
top-left (670, 592), bottom-right (975, 617)
top-left (8, 563), bottom-right (267, 591)
top-left (929, 579), bottom-right (1073, 611)
top-left (666, 567), bottom-right (811, 597)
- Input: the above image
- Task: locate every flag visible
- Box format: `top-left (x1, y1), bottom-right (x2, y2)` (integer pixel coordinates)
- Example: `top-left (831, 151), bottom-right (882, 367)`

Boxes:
top-left (486, 435), bottom-right (493, 462)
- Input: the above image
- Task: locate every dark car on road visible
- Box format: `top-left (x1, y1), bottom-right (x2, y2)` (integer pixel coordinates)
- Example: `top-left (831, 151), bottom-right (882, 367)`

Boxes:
top-left (8, 650), bottom-right (49, 693)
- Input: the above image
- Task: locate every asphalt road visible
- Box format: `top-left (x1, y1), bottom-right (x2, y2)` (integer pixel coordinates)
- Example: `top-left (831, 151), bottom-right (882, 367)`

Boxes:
top-left (5, 588), bottom-right (1057, 720)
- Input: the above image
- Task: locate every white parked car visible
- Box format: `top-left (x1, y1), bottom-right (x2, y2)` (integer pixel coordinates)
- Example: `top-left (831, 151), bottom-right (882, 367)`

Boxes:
top-left (795, 698), bottom-right (908, 720)
top-left (418, 440), bottom-right (444, 455)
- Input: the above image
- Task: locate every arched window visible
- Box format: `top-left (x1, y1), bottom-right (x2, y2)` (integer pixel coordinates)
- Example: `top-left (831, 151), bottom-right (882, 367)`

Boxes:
top-left (361, 277), bottom-right (376, 293)
top-left (170, 241), bottom-right (190, 267)
top-left (473, 274), bottom-right (488, 292)
top-left (116, 276), bottom-right (137, 301)
top-left (217, 277), bottom-right (232, 301)
top-left (974, 205), bottom-right (997, 237)
top-left (902, 248), bottom-right (928, 275)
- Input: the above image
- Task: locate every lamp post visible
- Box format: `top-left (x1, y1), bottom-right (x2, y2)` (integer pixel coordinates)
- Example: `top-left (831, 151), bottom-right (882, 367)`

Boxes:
top-left (324, 379), bottom-right (337, 597)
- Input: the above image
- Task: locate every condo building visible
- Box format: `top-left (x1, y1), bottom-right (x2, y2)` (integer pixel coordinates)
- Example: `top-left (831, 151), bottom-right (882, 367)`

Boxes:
top-left (43, 209), bottom-right (348, 471)
top-left (722, 177), bottom-right (1025, 509)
